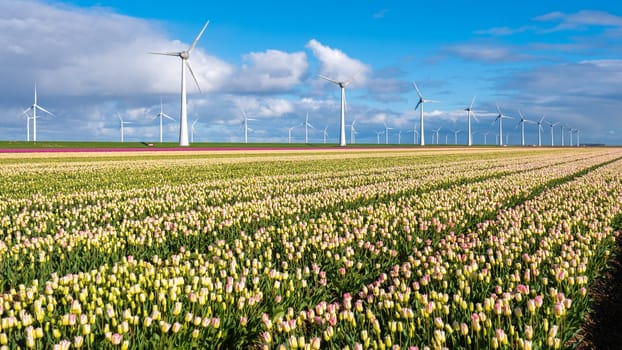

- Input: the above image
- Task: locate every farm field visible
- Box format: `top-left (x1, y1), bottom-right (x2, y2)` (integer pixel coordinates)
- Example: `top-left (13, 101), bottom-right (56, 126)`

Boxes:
top-left (0, 148), bottom-right (621, 349)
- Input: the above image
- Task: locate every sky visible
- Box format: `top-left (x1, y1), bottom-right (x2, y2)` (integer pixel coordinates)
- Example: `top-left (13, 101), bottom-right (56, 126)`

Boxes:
top-left (1, 0), bottom-right (622, 145)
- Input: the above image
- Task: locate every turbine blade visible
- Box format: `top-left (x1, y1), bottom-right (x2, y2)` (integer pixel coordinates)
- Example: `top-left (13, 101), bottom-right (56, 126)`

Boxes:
top-left (149, 51), bottom-right (182, 56)
top-left (318, 75), bottom-right (340, 85)
top-left (496, 103), bottom-right (502, 114)
top-left (344, 70), bottom-right (361, 86)
top-left (188, 21), bottom-right (210, 53)
top-left (36, 105), bottom-right (55, 117)
top-left (185, 60), bottom-right (202, 92)
top-left (412, 81), bottom-right (423, 99)
top-left (414, 101), bottom-right (422, 111)
top-left (469, 95), bottom-right (476, 109)
top-left (163, 113), bottom-right (175, 121)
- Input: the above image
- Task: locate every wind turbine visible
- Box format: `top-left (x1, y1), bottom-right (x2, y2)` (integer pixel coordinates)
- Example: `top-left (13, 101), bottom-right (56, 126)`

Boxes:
top-left (452, 129), bottom-right (461, 144)
top-left (575, 129), bottom-right (581, 147)
top-left (287, 126), bottom-right (296, 144)
top-left (547, 121), bottom-right (560, 146)
top-left (432, 127), bottom-right (442, 145)
top-left (483, 131), bottom-right (490, 145)
top-left (494, 104), bottom-right (512, 146)
top-left (465, 96), bottom-right (477, 146)
top-left (319, 71), bottom-right (359, 147)
top-left (536, 115), bottom-right (545, 147)
top-left (22, 83), bottom-right (54, 142)
top-left (322, 127), bottom-right (329, 144)
top-left (304, 112), bottom-right (315, 144)
top-left (517, 110), bottom-right (533, 146)
top-left (560, 124), bottom-right (565, 147)
top-left (117, 113), bottom-right (133, 143)
top-left (20, 111), bottom-right (33, 142)
top-left (154, 97), bottom-right (175, 143)
top-left (375, 130), bottom-right (384, 145)
top-left (150, 20), bottom-right (209, 146)
top-left (349, 120), bottom-right (358, 144)
top-left (411, 123), bottom-right (420, 145)
top-left (413, 82), bottom-right (438, 146)
top-left (241, 110), bottom-right (256, 144)
top-left (191, 119), bottom-right (199, 143)
top-left (384, 123), bottom-right (394, 144)
top-left (397, 130), bottom-right (402, 145)
top-left (568, 128), bottom-right (574, 147)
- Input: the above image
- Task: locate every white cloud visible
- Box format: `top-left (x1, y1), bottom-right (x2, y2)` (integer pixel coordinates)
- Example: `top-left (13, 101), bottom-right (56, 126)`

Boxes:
top-left (233, 49), bottom-right (308, 92)
top-left (534, 10), bottom-right (622, 31)
top-left (305, 39), bottom-right (370, 87)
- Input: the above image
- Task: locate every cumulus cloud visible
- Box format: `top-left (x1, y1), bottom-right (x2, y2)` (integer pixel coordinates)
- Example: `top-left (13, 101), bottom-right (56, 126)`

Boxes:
top-left (232, 49), bottom-right (308, 92)
top-left (305, 39), bottom-right (370, 86)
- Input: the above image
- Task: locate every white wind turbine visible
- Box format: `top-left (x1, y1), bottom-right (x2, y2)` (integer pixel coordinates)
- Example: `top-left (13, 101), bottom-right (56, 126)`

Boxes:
top-left (287, 126), bottom-right (296, 144)
top-left (568, 128), bottom-right (574, 147)
top-left (241, 110), bottom-right (256, 144)
top-left (150, 21), bottom-right (209, 146)
top-left (349, 120), bottom-right (358, 144)
top-left (547, 121), bottom-right (560, 146)
top-left (117, 113), bottom-right (133, 143)
top-left (322, 127), bottom-right (329, 144)
top-left (319, 72), bottom-right (359, 147)
top-left (413, 82), bottom-right (438, 146)
top-left (20, 111), bottom-right (33, 142)
top-left (22, 83), bottom-right (54, 142)
top-left (560, 124), bottom-right (566, 147)
top-left (411, 123), bottom-right (420, 145)
top-left (304, 112), bottom-right (314, 144)
top-left (191, 119), bottom-right (199, 143)
top-left (536, 115), bottom-right (545, 147)
top-left (494, 104), bottom-right (512, 146)
top-left (465, 96), bottom-right (477, 146)
top-left (432, 126), bottom-right (442, 145)
top-left (375, 130), bottom-right (384, 144)
top-left (384, 123), bottom-right (394, 144)
top-left (517, 110), bottom-right (533, 146)
top-left (154, 97), bottom-right (175, 143)
top-left (452, 129), bottom-right (461, 144)
top-left (483, 131), bottom-right (490, 145)
top-left (397, 130), bottom-right (402, 145)
top-left (575, 129), bottom-right (581, 146)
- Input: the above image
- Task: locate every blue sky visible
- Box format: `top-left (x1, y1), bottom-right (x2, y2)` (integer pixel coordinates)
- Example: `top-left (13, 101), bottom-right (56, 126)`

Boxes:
top-left (1, 0), bottom-right (622, 145)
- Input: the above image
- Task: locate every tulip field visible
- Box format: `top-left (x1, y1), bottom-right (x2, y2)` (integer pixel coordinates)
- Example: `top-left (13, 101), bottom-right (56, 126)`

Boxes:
top-left (0, 147), bottom-right (621, 350)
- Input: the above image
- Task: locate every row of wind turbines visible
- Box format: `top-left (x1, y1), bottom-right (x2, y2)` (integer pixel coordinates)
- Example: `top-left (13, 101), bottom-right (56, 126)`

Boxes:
top-left (19, 20), bottom-right (582, 147)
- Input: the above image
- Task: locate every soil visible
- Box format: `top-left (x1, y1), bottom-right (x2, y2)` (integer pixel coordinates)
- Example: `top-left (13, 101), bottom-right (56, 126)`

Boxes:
top-left (575, 238), bottom-right (622, 350)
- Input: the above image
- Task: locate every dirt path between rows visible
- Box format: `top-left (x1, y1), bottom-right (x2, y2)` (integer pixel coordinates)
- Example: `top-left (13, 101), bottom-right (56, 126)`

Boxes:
top-left (575, 238), bottom-right (622, 349)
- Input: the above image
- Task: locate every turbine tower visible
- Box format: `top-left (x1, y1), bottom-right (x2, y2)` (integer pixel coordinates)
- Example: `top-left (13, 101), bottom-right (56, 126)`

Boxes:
top-left (547, 121), bottom-right (560, 146)
top-left (319, 72), bottom-right (359, 147)
top-left (536, 115), bottom-right (545, 147)
top-left (190, 119), bottom-right (199, 143)
top-left (117, 113), bottom-right (132, 143)
top-left (465, 96), bottom-right (477, 146)
top-left (349, 120), bottom-right (357, 144)
top-left (452, 129), bottom-right (461, 144)
top-left (304, 112), bottom-right (314, 144)
top-left (413, 82), bottom-right (438, 146)
top-left (375, 130), bottom-right (384, 144)
top-left (560, 124), bottom-right (565, 147)
top-left (241, 110), bottom-right (256, 144)
top-left (411, 123), bottom-right (420, 145)
top-left (322, 127), bottom-right (328, 144)
top-left (384, 123), bottom-right (394, 144)
top-left (150, 21), bottom-right (209, 146)
top-left (154, 97), bottom-right (175, 143)
top-left (287, 126), bottom-right (296, 144)
top-left (22, 83), bottom-right (54, 142)
top-left (432, 127), bottom-right (442, 145)
top-left (517, 110), bottom-right (532, 146)
top-left (494, 104), bottom-right (512, 146)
